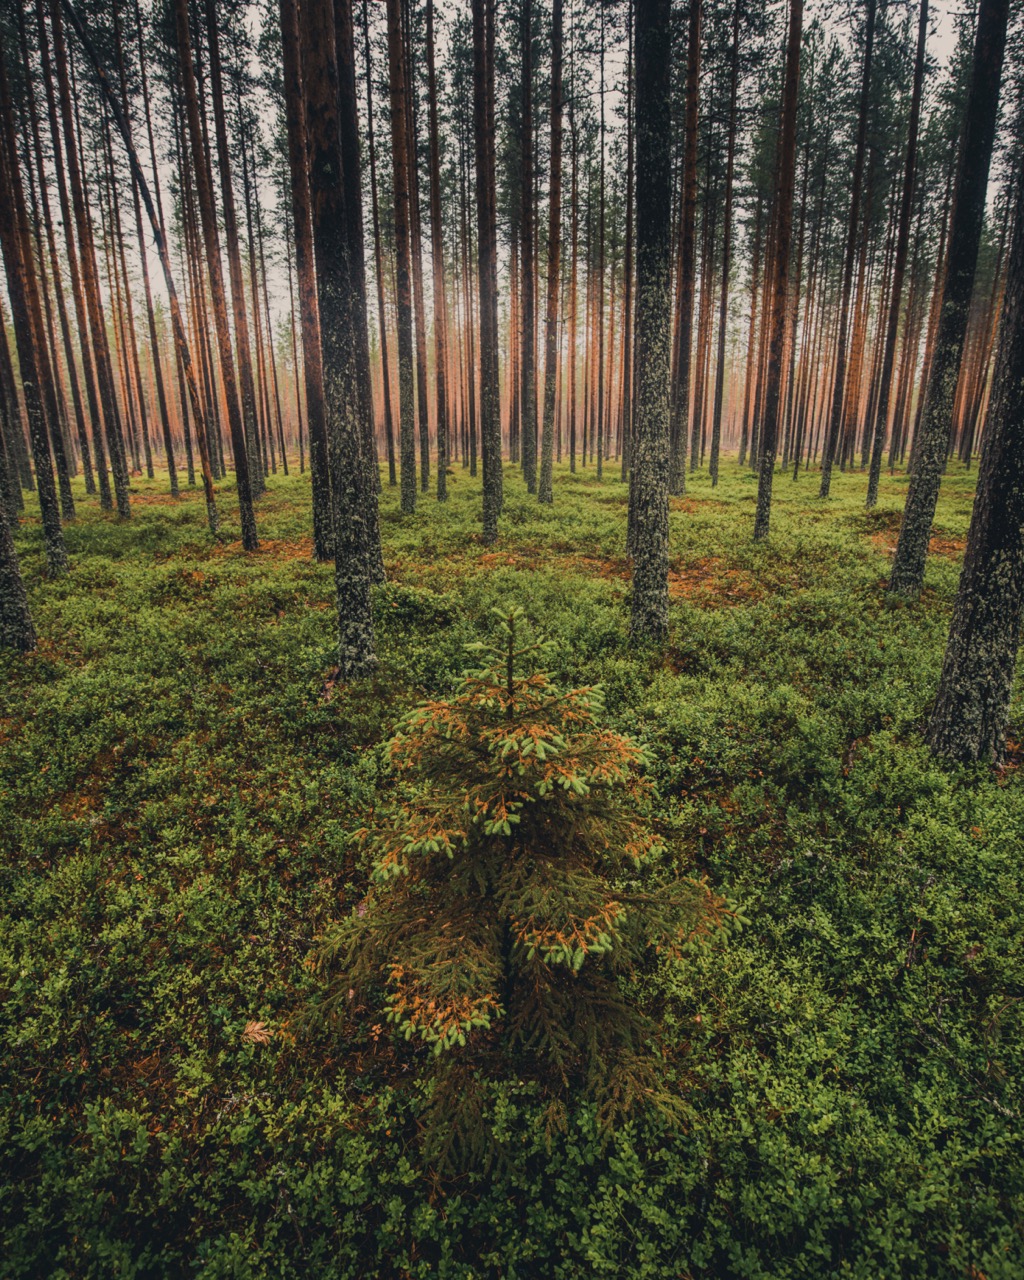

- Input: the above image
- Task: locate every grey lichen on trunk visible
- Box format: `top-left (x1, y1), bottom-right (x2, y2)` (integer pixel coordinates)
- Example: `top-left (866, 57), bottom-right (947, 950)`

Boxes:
top-left (928, 140), bottom-right (1024, 764)
top-left (628, 0), bottom-right (671, 644)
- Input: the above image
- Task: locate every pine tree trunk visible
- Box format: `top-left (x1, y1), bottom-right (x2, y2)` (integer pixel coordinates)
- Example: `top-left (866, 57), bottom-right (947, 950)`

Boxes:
top-left (386, 0), bottom-right (418, 514)
top-left (752, 0), bottom-right (803, 540)
top-left (203, 0), bottom-right (264, 495)
top-left (538, 0), bottom-right (562, 503)
top-left (710, 0), bottom-right (739, 488)
top-left (174, 0), bottom-right (258, 548)
top-left (50, 0), bottom-right (131, 517)
top-left (519, 0), bottom-right (538, 493)
top-left (474, 0), bottom-right (502, 542)
top-left (927, 145), bottom-right (1024, 762)
top-left (668, 0), bottom-right (701, 496)
top-left (629, 0), bottom-right (672, 641)
top-left (279, 0), bottom-right (332, 556)
top-left (866, 6), bottom-right (926, 505)
top-left (303, 0), bottom-right (377, 675)
top-left (426, 0), bottom-right (449, 500)
top-left (0, 48), bottom-right (68, 575)
top-left (889, 0), bottom-right (1009, 597)
top-left (363, 0), bottom-right (396, 487)
top-left (819, 0), bottom-right (876, 499)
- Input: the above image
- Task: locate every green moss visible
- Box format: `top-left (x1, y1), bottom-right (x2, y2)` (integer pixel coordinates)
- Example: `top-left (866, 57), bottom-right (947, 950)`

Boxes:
top-left (1, 459), bottom-right (1021, 1277)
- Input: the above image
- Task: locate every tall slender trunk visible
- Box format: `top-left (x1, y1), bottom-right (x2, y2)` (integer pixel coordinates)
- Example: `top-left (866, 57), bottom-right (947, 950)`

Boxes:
top-left (752, 0), bottom-right (803, 540)
top-left (711, 0), bottom-right (740, 487)
top-left (50, 0), bottom-right (131, 517)
top-left (280, 0), bottom-right (332, 557)
top-left (0, 47), bottom-right (68, 574)
top-left (363, 0), bottom-right (396, 486)
top-left (519, 0), bottom-right (538, 492)
top-left (174, 0), bottom-right (258, 547)
top-left (539, 0), bottom-right (563, 503)
top-left (426, 0), bottom-right (449, 501)
top-left (668, 0), bottom-right (701, 495)
top-left (819, 0), bottom-right (876, 498)
top-left (474, 0), bottom-right (502, 541)
top-left (303, 0), bottom-right (378, 675)
top-left (203, 0), bottom-right (264, 495)
top-left (928, 141), bottom-right (1024, 761)
top-left (629, 0), bottom-right (671, 641)
top-left (62, 0), bottom-right (219, 534)
top-left (890, 0), bottom-right (1009, 596)
top-left (386, 0), bottom-right (418, 513)
top-left (866, 5), bottom-right (926, 504)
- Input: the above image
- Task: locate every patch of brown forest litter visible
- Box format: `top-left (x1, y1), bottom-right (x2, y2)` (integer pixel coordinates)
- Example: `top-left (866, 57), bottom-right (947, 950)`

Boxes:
top-left (868, 529), bottom-right (966, 559)
top-left (390, 546), bottom-right (762, 606)
top-left (203, 535), bottom-right (317, 561)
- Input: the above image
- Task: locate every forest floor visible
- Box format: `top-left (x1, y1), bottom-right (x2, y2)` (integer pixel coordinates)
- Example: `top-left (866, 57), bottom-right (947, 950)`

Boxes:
top-left (2, 458), bottom-right (1022, 1278)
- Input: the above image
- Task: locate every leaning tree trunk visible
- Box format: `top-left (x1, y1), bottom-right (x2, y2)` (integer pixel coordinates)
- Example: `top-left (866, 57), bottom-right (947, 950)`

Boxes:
top-left (50, 0), bottom-right (131, 518)
top-left (927, 141), bottom-right (1024, 763)
top-left (629, 0), bottom-right (672, 642)
top-left (0, 47), bottom-right (68, 576)
top-left (538, 0), bottom-right (562, 504)
top-left (279, 0), bottom-right (333, 559)
top-left (174, 0), bottom-right (258, 548)
top-left (60, 0), bottom-right (220, 537)
top-left (752, 0), bottom-right (803, 540)
top-left (889, 0), bottom-right (1009, 598)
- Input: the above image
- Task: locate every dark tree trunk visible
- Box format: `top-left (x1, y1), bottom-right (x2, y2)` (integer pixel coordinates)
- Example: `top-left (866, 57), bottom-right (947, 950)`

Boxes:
top-left (866, 0), bottom-right (927, 507)
top-left (363, 0), bottom-right (396, 487)
top-left (519, 0), bottom-right (537, 493)
top-left (21, 5), bottom-right (94, 499)
top-left (0, 48), bottom-right (68, 575)
top-left (386, 0), bottom-right (418, 514)
top-left (629, 0), bottom-right (672, 642)
top-left (710, 0), bottom-right (740, 488)
top-left (818, 0), bottom-right (876, 499)
top-left (538, 0), bottom-right (562, 504)
top-left (889, 0), bottom-right (1009, 597)
top-left (303, 0), bottom-right (378, 676)
top-left (203, 0), bottom-right (264, 496)
top-left (280, 0), bottom-right (332, 557)
top-left (130, 0), bottom-right (176, 493)
top-left (0, 497), bottom-right (35, 651)
top-left (668, 0), bottom-right (701, 496)
top-left (425, 0), bottom-right (449, 501)
top-left (753, 0), bottom-right (803, 540)
top-left (61, 0), bottom-right (220, 536)
top-left (927, 146), bottom-right (1024, 762)
top-left (334, 0), bottom-right (384, 580)
top-left (50, 0), bottom-right (130, 517)
top-left (174, 0), bottom-right (258, 548)
top-left (473, 0), bottom-right (502, 542)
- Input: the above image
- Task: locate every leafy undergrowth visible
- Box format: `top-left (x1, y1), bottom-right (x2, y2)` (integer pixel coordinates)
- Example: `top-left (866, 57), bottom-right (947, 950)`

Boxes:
top-left (1, 458), bottom-right (1022, 1278)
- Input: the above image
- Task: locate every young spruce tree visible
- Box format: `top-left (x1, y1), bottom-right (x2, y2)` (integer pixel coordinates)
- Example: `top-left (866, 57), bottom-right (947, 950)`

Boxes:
top-left (321, 608), bottom-right (729, 1161)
